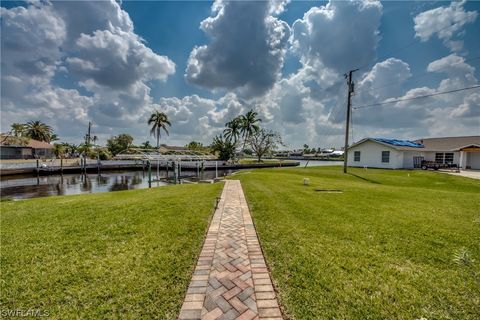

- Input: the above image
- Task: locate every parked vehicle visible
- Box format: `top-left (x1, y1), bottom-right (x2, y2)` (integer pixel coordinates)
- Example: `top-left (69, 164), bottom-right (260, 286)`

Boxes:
top-left (421, 160), bottom-right (457, 170)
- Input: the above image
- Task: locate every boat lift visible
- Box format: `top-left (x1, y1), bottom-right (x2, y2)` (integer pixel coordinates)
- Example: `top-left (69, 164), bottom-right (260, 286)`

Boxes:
top-left (115, 149), bottom-right (218, 186)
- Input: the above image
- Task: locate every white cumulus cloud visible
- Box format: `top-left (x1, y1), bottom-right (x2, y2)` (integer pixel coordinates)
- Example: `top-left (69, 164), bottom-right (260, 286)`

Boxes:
top-left (414, 0), bottom-right (477, 52)
top-left (185, 0), bottom-right (291, 97)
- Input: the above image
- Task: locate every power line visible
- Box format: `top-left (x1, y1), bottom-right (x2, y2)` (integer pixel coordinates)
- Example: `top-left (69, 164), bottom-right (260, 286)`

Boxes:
top-left (353, 85), bottom-right (480, 110)
top-left (360, 56), bottom-right (480, 94)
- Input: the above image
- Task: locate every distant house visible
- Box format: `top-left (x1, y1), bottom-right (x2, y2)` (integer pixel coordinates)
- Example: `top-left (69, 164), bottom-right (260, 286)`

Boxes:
top-left (347, 136), bottom-right (480, 170)
top-left (0, 137), bottom-right (54, 159)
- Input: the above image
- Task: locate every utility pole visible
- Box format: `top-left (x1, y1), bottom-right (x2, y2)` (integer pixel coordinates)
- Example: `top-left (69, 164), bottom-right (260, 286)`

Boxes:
top-left (85, 122), bottom-right (92, 148)
top-left (343, 69), bottom-right (358, 173)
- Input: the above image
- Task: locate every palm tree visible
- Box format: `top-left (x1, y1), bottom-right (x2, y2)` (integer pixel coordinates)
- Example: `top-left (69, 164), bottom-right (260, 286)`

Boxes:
top-left (53, 143), bottom-right (65, 158)
top-left (24, 120), bottom-right (53, 142)
top-left (10, 123), bottom-right (26, 137)
top-left (223, 117), bottom-right (242, 144)
top-left (50, 133), bottom-right (59, 142)
top-left (141, 141), bottom-right (153, 149)
top-left (148, 111), bottom-right (171, 148)
top-left (239, 109), bottom-right (262, 150)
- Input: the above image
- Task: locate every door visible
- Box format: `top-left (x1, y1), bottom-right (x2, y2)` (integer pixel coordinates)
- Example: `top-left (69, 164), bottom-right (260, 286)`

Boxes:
top-left (413, 156), bottom-right (424, 168)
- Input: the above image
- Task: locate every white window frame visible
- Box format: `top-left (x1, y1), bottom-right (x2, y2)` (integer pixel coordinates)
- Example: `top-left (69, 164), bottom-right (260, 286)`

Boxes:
top-left (354, 151), bottom-right (361, 162)
top-left (381, 151), bottom-right (390, 163)
top-left (444, 153), bottom-right (454, 164)
top-left (435, 153), bottom-right (444, 163)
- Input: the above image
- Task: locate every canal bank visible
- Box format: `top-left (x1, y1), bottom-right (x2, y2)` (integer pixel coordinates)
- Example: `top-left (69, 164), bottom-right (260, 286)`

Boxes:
top-left (0, 160), bottom-right (300, 176)
top-left (0, 160), bottom-right (343, 200)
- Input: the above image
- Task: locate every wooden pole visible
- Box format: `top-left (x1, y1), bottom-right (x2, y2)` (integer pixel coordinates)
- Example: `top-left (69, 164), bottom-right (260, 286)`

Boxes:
top-left (173, 161), bottom-right (177, 184)
top-left (177, 163), bottom-right (181, 184)
top-left (147, 160), bottom-right (152, 188)
top-left (343, 69), bottom-right (358, 173)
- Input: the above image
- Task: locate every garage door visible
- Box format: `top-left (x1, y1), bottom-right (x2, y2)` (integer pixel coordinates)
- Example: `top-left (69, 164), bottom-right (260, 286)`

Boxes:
top-left (468, 152), bottom-right (480, 169)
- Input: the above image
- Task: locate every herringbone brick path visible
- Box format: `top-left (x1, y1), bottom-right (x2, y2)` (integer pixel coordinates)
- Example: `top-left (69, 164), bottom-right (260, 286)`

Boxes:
top-left (179, 180), bottom-right (282, 320)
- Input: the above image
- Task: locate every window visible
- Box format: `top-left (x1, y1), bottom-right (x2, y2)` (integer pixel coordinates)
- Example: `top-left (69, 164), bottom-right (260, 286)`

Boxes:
top-left (444, 153), bottom-right (454, 163)
top-left (354, 151), bottom-right (361, 162)
top-left (381, 151), bottom-right (390, 163)
top-left (435, 153), bottom-right (444, 163)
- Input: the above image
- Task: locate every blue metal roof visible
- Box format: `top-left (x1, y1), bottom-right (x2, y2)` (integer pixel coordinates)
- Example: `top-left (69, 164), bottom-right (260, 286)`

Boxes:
top-left (373, 138), bottom-right (424, 148)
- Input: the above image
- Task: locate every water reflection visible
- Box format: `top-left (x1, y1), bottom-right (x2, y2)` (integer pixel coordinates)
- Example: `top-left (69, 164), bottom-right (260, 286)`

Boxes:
top-left (0, 171), bottom-right (165, 200)
top-left (0, 169), bottom-right (233, 200)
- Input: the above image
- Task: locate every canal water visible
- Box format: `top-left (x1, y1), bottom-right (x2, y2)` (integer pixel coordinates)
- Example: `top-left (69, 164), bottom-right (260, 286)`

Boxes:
top-left (296, 160), bottom-right (343, 167)
top-left (0, 169), bottom-right (233, 200)
top-left (0, 160), bottom-right (341, 200)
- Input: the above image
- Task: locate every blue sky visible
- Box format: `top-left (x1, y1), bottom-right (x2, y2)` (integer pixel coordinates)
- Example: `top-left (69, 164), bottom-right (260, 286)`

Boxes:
top-left (122, 0), bottom-right (480, 98)
top-left (1, 1), bottom-right (479, 148)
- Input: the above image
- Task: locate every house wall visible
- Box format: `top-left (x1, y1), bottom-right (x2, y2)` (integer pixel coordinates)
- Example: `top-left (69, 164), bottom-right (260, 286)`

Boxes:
top-left (401, 151), bottom-right (426, 169)
top-left (347, 141), bottom-right (403, 169)
top-left (423, 151), bottom-right (460, 164)
top-left (467, 153), bottom-right (480, 169)
top-left (0, 146), bottom-right (33, 159)
top-left (32, 148), bottom-right (53, 158)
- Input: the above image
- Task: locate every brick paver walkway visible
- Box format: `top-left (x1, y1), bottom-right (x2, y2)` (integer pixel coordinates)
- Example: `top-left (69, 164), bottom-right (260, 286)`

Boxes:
top-left (179, 180), bottom-right (282, 320)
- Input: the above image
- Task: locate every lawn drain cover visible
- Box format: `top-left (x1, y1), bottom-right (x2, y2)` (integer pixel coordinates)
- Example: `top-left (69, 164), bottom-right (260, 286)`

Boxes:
top-left (315, 189), bottom-right (343, 193)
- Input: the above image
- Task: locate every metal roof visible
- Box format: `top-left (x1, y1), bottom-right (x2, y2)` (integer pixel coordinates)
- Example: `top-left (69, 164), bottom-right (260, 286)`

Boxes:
top-left (373, 138), bottom-right (424, 148)
top-left (350, 136), bottom-right (480, 152)
top-left (115, 151), bottom-right (216, 161)
top-left (413, 136), bottom-right (480, 151)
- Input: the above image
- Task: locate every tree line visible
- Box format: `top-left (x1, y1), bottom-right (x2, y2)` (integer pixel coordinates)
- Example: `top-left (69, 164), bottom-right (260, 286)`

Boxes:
top-left (3, 109), bottom-right (283, 162)
top-left (211, 110), bottom-right (283, 162)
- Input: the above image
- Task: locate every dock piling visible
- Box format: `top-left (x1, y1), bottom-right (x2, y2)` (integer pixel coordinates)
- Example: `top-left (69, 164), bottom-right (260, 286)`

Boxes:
top-left (147, 160), bottom-right (152, 188)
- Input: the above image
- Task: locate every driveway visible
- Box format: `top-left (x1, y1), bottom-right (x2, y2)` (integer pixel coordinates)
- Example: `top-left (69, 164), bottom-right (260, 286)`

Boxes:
top-left (446, 170), bottom-right (480, 180)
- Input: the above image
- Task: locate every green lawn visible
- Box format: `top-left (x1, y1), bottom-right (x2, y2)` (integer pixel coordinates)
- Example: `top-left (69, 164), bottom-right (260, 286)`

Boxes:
top-left (0, 184), bottom-right (222, 319)
top-left (233, 167), bottom-right (480, 319)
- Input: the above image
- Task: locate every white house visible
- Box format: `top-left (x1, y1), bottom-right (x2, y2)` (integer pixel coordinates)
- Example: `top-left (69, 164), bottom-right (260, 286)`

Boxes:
top-left (347, 136), bottom-right (480, 170)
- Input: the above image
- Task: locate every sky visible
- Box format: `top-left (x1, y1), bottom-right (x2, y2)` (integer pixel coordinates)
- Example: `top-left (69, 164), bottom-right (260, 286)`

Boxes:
top-left (1, 0), bottom-right (479, 149)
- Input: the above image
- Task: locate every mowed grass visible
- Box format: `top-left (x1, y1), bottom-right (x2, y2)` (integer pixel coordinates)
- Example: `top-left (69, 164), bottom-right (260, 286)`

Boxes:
top-left (1, 183), bottom-right (222, 319)
top-left (233, 167), bottom-right (480, 319)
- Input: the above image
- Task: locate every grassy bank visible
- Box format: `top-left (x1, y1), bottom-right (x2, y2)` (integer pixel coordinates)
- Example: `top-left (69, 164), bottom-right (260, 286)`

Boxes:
top-left (234, 167), bottom-right (480, 319)
top-left (1, 184), bottom-right (222, 319)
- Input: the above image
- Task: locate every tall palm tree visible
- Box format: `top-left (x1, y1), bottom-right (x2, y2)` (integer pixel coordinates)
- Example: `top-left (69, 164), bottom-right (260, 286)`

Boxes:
top-left (148, 111), bottom-right (171, 148)
top-left (223, 117), bottom-right (242, 144)
top-left (10, 123), bottom-right (26, 137)
top-left (24, 120), bottom-right (53, 142)
top-left (239, 109), bottom-right (262, 149)
top-left (92, 135), bottom-right (98, 146)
